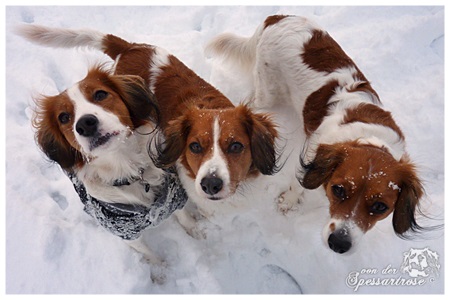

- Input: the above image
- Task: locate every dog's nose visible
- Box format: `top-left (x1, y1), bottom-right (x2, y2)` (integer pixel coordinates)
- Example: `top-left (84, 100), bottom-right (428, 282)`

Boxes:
top-left (200, 176), bottom-right (223, 196)
top-left (76, 114), bottom-right (99, 137)
top-left (328, 230), bottom-right (352, 254)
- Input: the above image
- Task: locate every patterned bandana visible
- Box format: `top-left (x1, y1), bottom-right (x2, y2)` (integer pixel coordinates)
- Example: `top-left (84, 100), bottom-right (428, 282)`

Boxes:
top-left (67, 168), bottom-right (188, 240)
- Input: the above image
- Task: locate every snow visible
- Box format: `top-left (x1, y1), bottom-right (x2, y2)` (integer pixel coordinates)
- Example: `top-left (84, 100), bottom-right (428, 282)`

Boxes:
top-left (4, 5), bottom-right (445, 295)
top-left (389, 181), bottom-right (401, 192)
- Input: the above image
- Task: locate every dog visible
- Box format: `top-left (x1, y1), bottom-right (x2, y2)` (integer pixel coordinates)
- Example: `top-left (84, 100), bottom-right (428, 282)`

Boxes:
top-left (206, 15), bottom-right (426, 254)
top-left (16, 24), bottom-right (279, 233)
top-left (21, 59), bottom-right (191, 269)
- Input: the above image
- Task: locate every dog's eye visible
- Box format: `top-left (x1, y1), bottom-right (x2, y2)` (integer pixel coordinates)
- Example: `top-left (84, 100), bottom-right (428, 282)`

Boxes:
top-left (189, 142), bottom-right (203, 154)
top-left (228, 142), bottom-right (244, 154)
top-left (331, 184), bottom-right (346, 201)
top-left (58, 112), bottom-right (71, 124)
top-left (370, 201), bottom-right (389, 214)
top-left (94, 90), bottom-right (108, 101)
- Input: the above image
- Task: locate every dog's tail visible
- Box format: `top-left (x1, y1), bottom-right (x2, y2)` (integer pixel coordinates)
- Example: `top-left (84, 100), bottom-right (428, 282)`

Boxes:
top-left (205, 24), bottom-right (264, 75)
top-left (14, 24), bottom-right (132, 61)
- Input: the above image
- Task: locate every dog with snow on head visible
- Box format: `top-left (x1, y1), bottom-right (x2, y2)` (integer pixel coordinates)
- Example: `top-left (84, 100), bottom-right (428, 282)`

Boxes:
top-left (16, 23), bottom-right (280, 235)
top-left (206, 15), bottom-right (428, 254)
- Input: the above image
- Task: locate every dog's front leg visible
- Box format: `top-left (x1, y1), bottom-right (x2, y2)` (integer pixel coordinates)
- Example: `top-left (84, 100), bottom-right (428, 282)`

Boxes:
top-left (125, 236), bottom-right (163, 265)
top-left (126, 236), bottom-right (167, 284)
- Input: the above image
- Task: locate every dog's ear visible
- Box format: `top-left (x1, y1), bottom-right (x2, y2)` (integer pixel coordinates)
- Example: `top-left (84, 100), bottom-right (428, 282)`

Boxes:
top-left (392, 156), bottom-right (424, 236)
top-left (300, 144), bottom-right (345, 189)
top-left (109, 74), bottom-right (160, 128)
top-left (36, 129), bottom-right (80, 170)
top-left (240, 105), bottom-right (279, 175)
top-left (153, 114), bottom-right (191, 169)
top-left (33, 96), bottom-right (82, 171)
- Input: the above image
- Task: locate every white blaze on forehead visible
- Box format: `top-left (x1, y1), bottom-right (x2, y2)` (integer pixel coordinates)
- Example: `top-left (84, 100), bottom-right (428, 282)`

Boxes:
top-left (211, 117), bottom-right (230, 181)
top-left (195, 117), bottom-right (231, 198)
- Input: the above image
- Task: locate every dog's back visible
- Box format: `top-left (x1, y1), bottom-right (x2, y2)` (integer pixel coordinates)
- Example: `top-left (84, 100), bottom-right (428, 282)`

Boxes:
top-left (16, 24), bottom-right (233, 128)
top-left (206, 15), bottom-right (379, 118)
top-left (206, 16), bottom-right (313, 107)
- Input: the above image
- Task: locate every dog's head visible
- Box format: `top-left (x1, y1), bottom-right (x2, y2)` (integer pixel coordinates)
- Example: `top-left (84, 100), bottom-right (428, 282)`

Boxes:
top-left (300, 141), bottom-right (423, 254)
top-left (33, 66), bottom-right (159, 171)
top-left (155, 104), bottom-right (278, 200)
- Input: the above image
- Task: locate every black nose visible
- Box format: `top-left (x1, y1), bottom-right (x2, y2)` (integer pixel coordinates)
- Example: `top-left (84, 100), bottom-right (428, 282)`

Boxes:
top-left (200, 176), bottom-right (223, 196)
top-left (328, 230), bottom-right (352, 254)
top-left (76, 114), bottom-right (99, 137)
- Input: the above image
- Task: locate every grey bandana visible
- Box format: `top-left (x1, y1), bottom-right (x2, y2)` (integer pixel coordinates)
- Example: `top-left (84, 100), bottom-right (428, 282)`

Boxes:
top-left (67, 168), bottom-right (188, 240)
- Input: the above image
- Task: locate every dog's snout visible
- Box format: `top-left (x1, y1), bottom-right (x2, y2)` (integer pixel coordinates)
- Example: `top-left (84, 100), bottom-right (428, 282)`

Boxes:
top-left (76, 114), bottom-right (99, 137)
top-left (328, 229), bottom-right (352, 254)
top-left (200, 176), bottom-right (223, 196)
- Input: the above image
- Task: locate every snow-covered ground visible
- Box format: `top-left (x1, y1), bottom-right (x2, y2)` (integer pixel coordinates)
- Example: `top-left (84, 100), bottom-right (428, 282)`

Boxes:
top-left (4, 5), bottom-right (444, 294)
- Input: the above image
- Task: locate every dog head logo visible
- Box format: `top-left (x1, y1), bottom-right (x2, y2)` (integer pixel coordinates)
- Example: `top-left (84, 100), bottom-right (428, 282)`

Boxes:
top-left (400, 248), bottom-right (440, 278)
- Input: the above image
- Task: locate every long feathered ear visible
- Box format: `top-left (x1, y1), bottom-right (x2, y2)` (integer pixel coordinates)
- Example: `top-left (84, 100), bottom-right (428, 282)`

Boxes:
top-left (152, 114), bottom-right (191, 169)
top-left (392, 156), bottom-right (425, 236)
top-left (299, 144), bottom-right (345, 189)
top-left (107, 73), bottom-right (160, 128)
top-left (33, 95), bottom-right (83, 171)
top-left (240, 105), bottom-right (279, 175)
top-left (36, 128), bottom-right (81, 170)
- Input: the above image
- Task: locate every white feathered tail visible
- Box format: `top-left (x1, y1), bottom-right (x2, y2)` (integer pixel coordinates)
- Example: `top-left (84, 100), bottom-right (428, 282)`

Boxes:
top-left (14, 24), bottom-right (106, 51)
top-left (205, 24), bottom-right (264, 76)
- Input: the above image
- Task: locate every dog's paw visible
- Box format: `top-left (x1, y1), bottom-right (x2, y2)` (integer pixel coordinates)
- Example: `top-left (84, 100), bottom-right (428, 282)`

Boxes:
top-left (186, 226), bottom-right (207, 240)
top-left (150, 263), bottom-right (167, 285)
top-left (186, 218), bottom-right (224, 240)
top-left (276, 188), bottom-right (300, 215)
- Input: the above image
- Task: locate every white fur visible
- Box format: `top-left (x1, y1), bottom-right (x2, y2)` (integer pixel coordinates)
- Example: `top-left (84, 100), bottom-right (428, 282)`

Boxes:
top-left (148, 47), bottom-right (170, 92)
top-left (67, 84), bottom-right (164, 207)
top-left (195, 118), bottom-right (231, 200)
top-left (15, 24), bottom-right (105, 51)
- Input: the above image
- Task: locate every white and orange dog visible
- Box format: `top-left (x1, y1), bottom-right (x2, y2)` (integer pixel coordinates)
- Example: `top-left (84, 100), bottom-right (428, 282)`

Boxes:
top-left (207, 15), bottom-right (426, 253)
top-left (15, 34), bottom-right (179, 265)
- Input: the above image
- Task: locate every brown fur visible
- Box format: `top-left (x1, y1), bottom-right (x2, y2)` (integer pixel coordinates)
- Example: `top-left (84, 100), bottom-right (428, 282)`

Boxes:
top-left (343, 103), bottom-right (404, 140)
top-left (263, 15), bottom-right (290, 29)
top-left (302, 29), bottom-right (379, 101)
top-left (106, 35), bottom-right (279, 184)
top-left (151, 55), bottom-right (234, 128)
top-left (301, 142), bottom-right (423, 234)
top-left (302, 30), bottom-right (355, 74)
top-left (158, 105), bottom-right (278, 186)
top-left (303, 80), bottom-right (340, 136)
